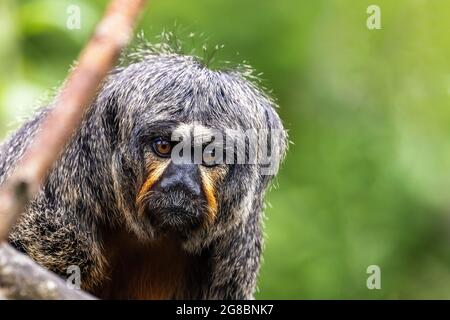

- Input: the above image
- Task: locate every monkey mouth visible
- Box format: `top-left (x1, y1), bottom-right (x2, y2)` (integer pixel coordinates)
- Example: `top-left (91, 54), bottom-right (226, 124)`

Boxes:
top-left (138, 188), bottom-right (209, 236)
top-left (144, 202), bottom-right (205, 234)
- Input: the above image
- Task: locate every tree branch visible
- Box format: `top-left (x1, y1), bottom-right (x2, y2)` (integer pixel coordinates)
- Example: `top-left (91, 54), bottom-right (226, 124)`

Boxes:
top-left (0, 0), bottom-right (147, 299)
top-left (0, 243), bottom-right (96, 300)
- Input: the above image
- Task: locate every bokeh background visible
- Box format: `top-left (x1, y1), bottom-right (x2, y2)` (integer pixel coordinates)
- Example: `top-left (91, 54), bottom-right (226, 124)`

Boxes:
top-left (1, 0), bottom-right (449, 299)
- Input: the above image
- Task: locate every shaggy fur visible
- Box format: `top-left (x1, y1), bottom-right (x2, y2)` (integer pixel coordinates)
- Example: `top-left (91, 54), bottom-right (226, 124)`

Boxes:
top-left (0, 40), bottom-right (287, 299)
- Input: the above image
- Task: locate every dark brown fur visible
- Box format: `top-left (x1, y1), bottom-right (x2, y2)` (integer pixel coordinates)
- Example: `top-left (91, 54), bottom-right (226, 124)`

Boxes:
top-left (96, 228), bottom-right (209, 299)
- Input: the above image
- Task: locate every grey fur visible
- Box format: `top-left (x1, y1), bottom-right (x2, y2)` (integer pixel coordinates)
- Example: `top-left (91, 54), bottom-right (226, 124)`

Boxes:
top-left (0, 42), bottom-right (287, 299)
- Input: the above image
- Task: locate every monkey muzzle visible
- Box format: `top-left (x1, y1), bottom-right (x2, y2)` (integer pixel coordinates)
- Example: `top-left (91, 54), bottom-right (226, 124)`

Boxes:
top-left (143, 163), bottom-right (208, 234)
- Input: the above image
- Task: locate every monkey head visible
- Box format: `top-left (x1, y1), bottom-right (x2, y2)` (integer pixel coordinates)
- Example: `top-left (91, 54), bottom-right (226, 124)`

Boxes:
top-left (97, 54), bottom-right (287, 251)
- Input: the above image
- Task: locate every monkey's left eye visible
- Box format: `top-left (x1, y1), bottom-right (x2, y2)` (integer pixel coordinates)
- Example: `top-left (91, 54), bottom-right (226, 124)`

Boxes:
top-left (202, 148), bottom-right (218, 167)
top-left (152, 138), bottom-right (173, 158)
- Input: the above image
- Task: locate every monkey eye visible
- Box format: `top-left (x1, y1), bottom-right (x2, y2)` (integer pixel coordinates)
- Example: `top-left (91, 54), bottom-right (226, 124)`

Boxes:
top-left (202, 148), bottom-right (218, 167)
top-left (152, 138), bottom-right (173, 158)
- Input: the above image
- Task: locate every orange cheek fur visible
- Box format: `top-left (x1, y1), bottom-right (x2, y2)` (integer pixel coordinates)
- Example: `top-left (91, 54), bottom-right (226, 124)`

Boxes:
top-left (136, 161), bottom-right (170, 209)
top-left (199, 167), bottom-right (227, 225)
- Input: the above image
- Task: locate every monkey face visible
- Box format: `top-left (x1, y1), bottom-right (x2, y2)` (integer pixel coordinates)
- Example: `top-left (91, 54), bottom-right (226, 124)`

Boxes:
top-left (135, 128), bottom-right (228, 238)
top-left (106, 54), bottom-right (287, 244)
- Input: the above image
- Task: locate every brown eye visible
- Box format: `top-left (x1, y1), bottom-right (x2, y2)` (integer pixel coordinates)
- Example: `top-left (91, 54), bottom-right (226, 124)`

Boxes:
top-left (202, 149), bottom-right (217, 167)
top-left (152, 139), bottom-right (172, 158)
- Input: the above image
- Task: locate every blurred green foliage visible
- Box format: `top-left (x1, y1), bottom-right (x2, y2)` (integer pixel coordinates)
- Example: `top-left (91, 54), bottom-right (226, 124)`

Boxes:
top-left (1, 0), bottom-right (449, 299)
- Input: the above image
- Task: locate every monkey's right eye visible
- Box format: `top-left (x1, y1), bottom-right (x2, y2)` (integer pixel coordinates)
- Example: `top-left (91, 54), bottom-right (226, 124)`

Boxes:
top-left (152, 138), bottom-right (173, 158)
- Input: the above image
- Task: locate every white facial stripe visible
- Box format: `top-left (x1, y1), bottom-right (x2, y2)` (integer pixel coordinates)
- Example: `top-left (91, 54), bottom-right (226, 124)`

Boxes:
top-left (172, 123), bottom-right (218, 147)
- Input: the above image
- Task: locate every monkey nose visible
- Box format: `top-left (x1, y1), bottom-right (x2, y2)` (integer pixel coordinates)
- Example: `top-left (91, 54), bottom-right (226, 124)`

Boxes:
top-left (156, 163), bottom-right (202, 197)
